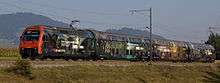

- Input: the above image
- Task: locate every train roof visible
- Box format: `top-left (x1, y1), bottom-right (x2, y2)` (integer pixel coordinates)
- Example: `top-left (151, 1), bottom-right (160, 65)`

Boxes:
top-left (25, 25), bottom-right (214, 48)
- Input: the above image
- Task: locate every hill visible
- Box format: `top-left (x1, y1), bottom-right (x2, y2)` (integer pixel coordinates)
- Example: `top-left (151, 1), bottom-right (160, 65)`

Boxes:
top-left (0, 12), bottom-right (68, 47)
top-left (106, 27), bottom-right (165, 39)
top-left (0, 12), bottom-right (165, 47)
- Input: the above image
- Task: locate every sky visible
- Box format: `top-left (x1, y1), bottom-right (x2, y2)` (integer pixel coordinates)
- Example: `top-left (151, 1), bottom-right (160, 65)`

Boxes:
top-left (0, 0), bottom-right (220, 42)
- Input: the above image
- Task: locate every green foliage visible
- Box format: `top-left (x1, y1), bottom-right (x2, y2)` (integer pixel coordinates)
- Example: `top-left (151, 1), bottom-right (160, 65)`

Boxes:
top-left (206, 32), bottom-right (220, 59)
top-left (6, 59), bottom-right (34, 79)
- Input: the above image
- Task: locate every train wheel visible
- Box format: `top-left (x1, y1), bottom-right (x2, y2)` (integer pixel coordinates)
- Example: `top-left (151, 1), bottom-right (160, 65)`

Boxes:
top-left (64, 58), bottom-right (70, 61)
top-left (21, 54), bottom-right (28, 59)
top-left (39, 56), bottom-right (46, 61)
top-left (49, 57), bottom-right (55, 61)
top-left (71, 58), bottom-right (77, 61)
top-left (91, 52), bottom-right (98, 61)
top-left (141, 58), bottom-right (147, 62)
top-left (206, 57), bottom-right (214, 63)
top-left (30, 57), bottom-right (36, 60)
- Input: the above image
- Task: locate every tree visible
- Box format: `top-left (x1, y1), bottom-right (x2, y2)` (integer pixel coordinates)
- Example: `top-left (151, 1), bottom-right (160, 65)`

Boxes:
top-left (206, 32), bottom-right (220, 59)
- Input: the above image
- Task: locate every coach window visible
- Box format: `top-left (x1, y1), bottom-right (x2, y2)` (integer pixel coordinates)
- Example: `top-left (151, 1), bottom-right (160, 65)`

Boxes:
top-left (130, 50), bottom-right (133, 55)
top-left (116, 49), bottom-right (119, 55)
top-left (80, 30), bottom-right (94, 39)
top-left (126, 50), bottom-right (128, 55)
top-left (67, 37), bottom-right (75, 41)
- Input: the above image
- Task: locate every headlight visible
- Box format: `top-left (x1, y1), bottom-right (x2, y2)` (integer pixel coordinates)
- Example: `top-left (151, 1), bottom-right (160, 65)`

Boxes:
top-left (79, 46), bottom-right (84, 49)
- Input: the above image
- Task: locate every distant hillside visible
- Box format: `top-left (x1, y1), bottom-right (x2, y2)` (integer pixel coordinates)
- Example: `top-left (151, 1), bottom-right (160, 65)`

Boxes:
top-left (0, 12), bottom-right (165, 47)
top-left (0, 12), bottom-right (69, 47)
top-left (106, 27), bottom-right (165, 39)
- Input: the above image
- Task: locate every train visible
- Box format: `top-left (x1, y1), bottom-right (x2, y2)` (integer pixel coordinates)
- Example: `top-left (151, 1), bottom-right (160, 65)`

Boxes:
top-left (19, 25), bottom-right (215, 62)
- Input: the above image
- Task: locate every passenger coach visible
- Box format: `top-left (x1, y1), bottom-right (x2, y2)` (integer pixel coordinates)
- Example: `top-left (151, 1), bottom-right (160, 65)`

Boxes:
top-left (19, 25), bottom-right (215, 62)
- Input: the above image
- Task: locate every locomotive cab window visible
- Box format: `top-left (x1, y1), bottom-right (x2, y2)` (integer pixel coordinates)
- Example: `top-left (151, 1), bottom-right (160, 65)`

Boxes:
top-left (22, 30), bottom-right (40, 41)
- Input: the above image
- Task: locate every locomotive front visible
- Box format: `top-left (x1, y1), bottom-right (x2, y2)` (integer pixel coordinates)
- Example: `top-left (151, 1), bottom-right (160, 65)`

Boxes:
top-left (19, 25), bottom-right (97, 59)
top-left (19, 25), bottom-right (44, 59)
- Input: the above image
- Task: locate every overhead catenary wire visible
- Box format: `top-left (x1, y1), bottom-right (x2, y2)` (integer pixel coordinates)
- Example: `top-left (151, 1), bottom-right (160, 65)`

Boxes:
top-left (11, 0), bottom-right (131, 16)
top-left (0, 1), bottom-right (188, 39)
top-left (0, 8), bottom-right (16, 13)
top-left (0, 1), bottom-right (178, 39)
top-left (154, 23), bottom-right (206, 42)
top-left (10, 0), bottom-right (147, 26)
top-left (0, 1), bottom-right (148, 30)
top-left (0, 0), bottom-right (191, 40)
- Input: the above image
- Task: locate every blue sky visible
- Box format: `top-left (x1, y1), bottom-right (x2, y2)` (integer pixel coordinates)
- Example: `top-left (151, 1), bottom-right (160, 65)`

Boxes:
top-left (0, 0), bottom-right (220, 42)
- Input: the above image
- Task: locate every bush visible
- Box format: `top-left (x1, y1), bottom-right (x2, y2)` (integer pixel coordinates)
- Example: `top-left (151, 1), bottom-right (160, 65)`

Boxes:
top-left (6, 59), bottom-right (34, 79)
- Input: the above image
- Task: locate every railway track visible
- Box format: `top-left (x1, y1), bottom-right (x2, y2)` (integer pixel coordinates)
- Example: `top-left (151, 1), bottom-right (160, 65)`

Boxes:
top-left (0, 59), bottom-right (219, 68)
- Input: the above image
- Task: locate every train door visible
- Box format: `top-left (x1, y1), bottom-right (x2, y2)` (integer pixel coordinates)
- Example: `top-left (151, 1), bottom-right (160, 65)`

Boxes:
top-left (186, 42), bottom-right (194, 61)
top-left (79, 30), bottom-right (97, 59)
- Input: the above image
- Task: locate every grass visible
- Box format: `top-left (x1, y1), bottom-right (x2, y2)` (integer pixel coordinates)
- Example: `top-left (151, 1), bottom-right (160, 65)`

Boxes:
top-left (0, 48), bottom-right (220, 83)
top-left (0, 48), bottom-right (20, 58)
top-left (0, 62), bottom-right (219, 83)
top-left (6, 59), bottom-right (34, 79)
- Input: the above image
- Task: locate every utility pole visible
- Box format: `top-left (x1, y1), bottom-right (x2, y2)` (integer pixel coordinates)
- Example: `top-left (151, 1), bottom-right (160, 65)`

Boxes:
top-left (149, 8), bottom-right (152, 60)
top-left (129, 8), bottom-right (153, 60)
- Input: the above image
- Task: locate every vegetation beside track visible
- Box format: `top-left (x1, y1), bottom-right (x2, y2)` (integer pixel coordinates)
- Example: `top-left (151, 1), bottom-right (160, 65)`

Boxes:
top-left (0, 48), bottom-right (220, 83)
top-left (0, 48), bottom-right (20, 58)
top-left (0, 61), bottom-right (219, 83)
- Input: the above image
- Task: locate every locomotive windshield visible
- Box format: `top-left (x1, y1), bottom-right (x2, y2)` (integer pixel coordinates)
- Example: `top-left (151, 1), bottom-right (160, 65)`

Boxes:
top-left (22, 30), bottom-right (40, 41)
